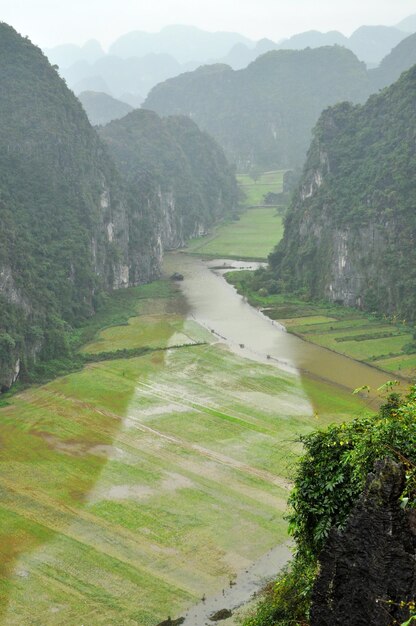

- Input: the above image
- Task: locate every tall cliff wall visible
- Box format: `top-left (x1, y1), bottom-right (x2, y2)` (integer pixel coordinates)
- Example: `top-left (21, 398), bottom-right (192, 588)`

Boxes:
top-left (0, 25), bottom-right (237, 391)
top-left (270, 65), bottom-right (416, 320)
top-left (99, 109), bottom-right (238, 249)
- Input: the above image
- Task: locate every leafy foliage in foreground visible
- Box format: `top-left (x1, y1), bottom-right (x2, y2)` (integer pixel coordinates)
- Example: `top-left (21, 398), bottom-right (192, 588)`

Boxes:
top-left (288, 387), bottom-right (416, 558)
top-left (243, 386), bottom-right (416, 625)
top-left (243, 561), bottom-right (315, 626)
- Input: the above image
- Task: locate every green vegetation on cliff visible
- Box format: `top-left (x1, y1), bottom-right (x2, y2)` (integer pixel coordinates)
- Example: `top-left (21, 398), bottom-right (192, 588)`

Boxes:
top-left (0, 24), bottom-right (238, 391)
top-left (144, 46), bottom-right (370, 170)
top-left (100, 109), bottom-right (238, 244)
top-left (243, 387), bottom-right (416, 625)
top-left (0, 23), bottom-right (151, 390)
top-left (270, 64), bottom-right (416, 321)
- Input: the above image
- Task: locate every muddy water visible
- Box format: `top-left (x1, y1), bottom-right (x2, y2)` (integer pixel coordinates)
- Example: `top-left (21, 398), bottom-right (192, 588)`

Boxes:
top-left (181, 543), bottom-right (292, 626)
top-left (164, 254), bottom-right (393, 395)
top-left (161, 253), bottom-right (398, 623)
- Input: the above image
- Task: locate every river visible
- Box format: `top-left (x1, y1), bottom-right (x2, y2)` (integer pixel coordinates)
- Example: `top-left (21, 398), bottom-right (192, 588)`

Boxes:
top-left (161, 253), bottom-right (394, 624)
top-left (164, 254), bottom-right (393, 395)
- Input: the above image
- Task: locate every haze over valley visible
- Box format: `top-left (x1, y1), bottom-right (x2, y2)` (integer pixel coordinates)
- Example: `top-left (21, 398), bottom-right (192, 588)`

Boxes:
top-left (41, 17), bottom-right (416, 109)
top-left (0, 2), bottom-right (415, 625)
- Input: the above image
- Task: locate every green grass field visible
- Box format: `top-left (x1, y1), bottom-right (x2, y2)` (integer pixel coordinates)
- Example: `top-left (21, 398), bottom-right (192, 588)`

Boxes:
top-left (375, 354), bottom-right (416, 378)
top-left (185, 170), bottom-right (287, 261)
top-left (186, 208), bottom-right (284, 260)
top-left (0, 281), bottom-right (365, 625)
top-left (238, 170), bottom-right (286, 208)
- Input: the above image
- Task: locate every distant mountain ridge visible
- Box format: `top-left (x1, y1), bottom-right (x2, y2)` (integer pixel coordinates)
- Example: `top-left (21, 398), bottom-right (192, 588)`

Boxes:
top-left (144, 46), bottom-right (372, 171)
top-left (44, 17), bottom-right (416, 101)
top-left (220, 21), bottom-right (415, 69)
top-left (143, 30), bottom-right (416, 171)
top-left (108, 25), bottom-right (252, 63)
top-left (78, 91), bottom-right (134, 125)
top-left (369, 32), bottom-right (416, 90)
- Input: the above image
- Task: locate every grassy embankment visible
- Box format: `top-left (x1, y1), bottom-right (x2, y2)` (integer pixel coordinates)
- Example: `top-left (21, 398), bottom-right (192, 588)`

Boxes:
top-left (226, 271), bottom-right (416, 380)
top-left (0, 278), bottom-right (365, 626)
top-left (185, 170), bottom-right (286, 261)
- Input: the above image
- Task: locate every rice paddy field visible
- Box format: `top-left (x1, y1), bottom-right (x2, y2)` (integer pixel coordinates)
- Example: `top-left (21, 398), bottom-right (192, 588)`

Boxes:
top-left (186, 208), bottom-right (284, 261)
top-left (0, 280), bottom-right (365, 625)
top-left (225, 274), bottom-right (416, 381)
top-left (281, 312), bottom-right (415, 377)
top-left (185, 170), bottom-right (287, 261)
top-left (238, 171), bottom-right (286, 208)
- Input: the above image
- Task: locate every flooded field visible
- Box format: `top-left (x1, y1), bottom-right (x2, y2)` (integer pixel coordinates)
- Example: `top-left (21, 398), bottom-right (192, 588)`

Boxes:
top-left (0, 254), bottom-right (380, 625)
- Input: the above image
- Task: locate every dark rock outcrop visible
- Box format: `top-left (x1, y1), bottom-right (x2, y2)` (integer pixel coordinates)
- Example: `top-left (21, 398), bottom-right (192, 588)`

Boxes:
top-left (156, 618), bottom-right (184, 626)
top-left (210, 608), bottom-right (233, 621)
top-left (310, 459), bottom-right (416, 626)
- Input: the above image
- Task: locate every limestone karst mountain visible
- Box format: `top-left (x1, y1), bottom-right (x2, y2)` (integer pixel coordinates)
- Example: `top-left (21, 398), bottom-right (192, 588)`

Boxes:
top-left (270, 64), bottom-right (416, 320)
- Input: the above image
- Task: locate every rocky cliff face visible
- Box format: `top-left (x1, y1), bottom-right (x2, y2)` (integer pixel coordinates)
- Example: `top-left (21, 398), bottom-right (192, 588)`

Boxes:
top-left (270, 66), bottom-right (416, 319)
top-left (0, 23), bottom-right (154, 390)
top-left (0, 25), bottom-right (237, 391)
top-left (99, 109), bottom-right (238, 249)
top-left (311, 459), bottom-right (416, 626)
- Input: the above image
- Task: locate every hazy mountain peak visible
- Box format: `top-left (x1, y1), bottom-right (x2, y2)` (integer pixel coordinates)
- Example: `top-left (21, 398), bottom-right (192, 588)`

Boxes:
top-left (109, 25), bottom-right (252, 63)
top-left (78, 90), bottom-right (133, 125)
top-left (44, 38), bottom-right (104, 68)
top-left (396, 14), bottom-right (416, 32)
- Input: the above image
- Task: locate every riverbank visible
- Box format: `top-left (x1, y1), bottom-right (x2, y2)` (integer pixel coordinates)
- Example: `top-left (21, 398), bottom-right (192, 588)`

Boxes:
top-left (0, 254), bottom-right (372, 625)
top-left (226, 270), bottom-right (416, 382)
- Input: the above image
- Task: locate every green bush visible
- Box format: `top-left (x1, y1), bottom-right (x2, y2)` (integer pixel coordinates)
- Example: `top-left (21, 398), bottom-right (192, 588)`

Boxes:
top-left (288, 387), bottom-right (416, 558)
top-left (245, 387), bottom-right (416, 625)
top-left (243, 558), bottom-right (315, 626)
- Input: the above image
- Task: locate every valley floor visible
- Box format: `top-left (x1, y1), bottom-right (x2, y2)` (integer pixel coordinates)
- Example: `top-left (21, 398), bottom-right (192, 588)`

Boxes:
top-left (0, 275), bottom-right (365, 625)
top-left (185, 170), bottom-right (286, 261)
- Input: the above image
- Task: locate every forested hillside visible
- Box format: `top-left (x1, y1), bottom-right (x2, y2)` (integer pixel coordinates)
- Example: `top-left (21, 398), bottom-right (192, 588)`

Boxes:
top-left (370, 32), bottom-right (416, 90)
top-left (0, 24), bottom-right (237, 391)
top-left (100, 109), bottom-right (237, 248)
top-left (144, 46), bottom-right (371, 170)
top-left (0, 23), bottom-right (166, 390)
top-left (269, 64), bottom-right (416, 320)
top-left (78, 90), bottom-right (134, 125)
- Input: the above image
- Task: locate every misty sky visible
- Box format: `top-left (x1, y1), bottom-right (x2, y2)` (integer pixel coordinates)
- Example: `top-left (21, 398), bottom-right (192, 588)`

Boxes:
top-left (2, 0), bottom-right (415, 48)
